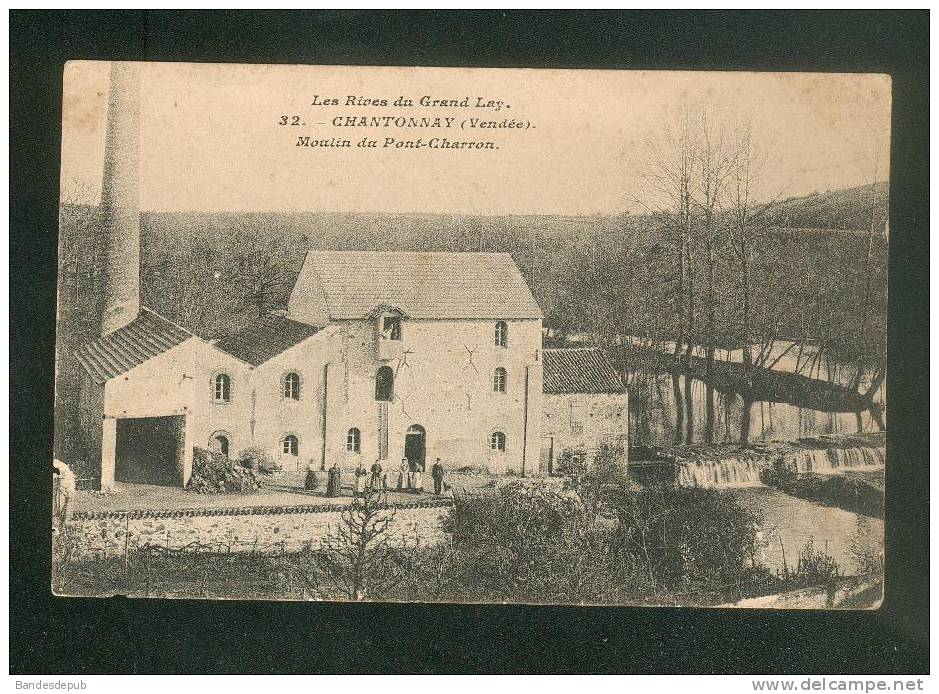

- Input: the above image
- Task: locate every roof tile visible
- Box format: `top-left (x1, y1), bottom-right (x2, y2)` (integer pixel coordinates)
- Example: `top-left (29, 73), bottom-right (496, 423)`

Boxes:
top-left (295, 251), bottom-right (543, 320)
top-left (75, 308), bottom-right (192, 384)
top-left (213, 315), bottom-right (319, 366)
top-left (543, 348), bottom-right (625, 394)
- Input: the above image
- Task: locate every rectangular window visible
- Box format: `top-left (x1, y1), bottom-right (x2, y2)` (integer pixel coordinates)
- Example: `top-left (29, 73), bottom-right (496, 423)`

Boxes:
top-left (382, 317), bottom-right (402, 341)
top-left (570, 404), bottom-right (585, 436)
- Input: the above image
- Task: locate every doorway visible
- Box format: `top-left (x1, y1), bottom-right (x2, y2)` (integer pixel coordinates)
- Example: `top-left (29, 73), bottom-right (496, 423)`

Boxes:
top-left (540, 436), bottom-right (555, 476)
top-left (210, 431), bottom-right (230, 457)
top-left (404, 424), bottom-right (426, 471)
top-left (115, 415), bottom-right (185, 486)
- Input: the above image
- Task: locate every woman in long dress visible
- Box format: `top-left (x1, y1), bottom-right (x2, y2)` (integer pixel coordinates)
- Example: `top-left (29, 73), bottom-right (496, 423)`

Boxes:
top-left (397, 458), bottom-right (409, 491)
top-left (326, 462), bottom-right (341, 497)
top-left (354, 462), bottom-right (368, 498)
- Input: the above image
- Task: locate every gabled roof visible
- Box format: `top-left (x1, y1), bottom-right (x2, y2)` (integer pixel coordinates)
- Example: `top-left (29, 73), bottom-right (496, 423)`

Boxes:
top-left (213, 315), bottom-right (319, 366)
top-left (542, 348), bottom-right (625, 394)
top-left (291, 251), bottom-right (543, 320)
top-left (75, 308), bottom-right (193, 384)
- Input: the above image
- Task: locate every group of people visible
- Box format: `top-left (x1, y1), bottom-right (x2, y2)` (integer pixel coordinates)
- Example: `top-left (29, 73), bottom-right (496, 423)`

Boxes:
top-left (322, 457), bottom-right (446, 498)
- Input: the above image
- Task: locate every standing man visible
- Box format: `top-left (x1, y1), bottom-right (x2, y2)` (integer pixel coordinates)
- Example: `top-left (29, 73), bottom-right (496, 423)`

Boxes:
top-left (370, 459), bottom-right (383, 491)
top-left (431, 458), bottom-right (445, 496)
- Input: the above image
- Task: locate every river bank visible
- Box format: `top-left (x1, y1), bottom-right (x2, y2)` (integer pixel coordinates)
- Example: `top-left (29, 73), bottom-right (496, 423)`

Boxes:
top-left (761, 469), bottom-right (884, 519)
top-left (731, 486), bottom-right (883, 578)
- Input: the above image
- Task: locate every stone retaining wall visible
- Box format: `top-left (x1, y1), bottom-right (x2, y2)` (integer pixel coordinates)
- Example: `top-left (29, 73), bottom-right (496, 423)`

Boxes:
top-left (64, 500), bottom-right (452, 559)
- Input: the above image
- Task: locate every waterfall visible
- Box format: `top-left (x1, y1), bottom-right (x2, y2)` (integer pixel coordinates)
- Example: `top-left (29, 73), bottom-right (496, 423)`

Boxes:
top-left (676, 457), bottom-right (765, 489)
top-left (785, 446), bottom-right (886, 474)
top-left (673, 445), bottom-right (885, 489)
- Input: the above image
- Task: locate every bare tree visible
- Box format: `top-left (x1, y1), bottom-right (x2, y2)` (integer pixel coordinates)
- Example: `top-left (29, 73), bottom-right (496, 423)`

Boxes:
top-left (635, 108), bottom-right (699, 358)
top-left (320, 485), bottom-right (399, 600)
top-left (850, 141), bottom-right (887, 394)
top-left (724, 122), bottom-right (786, 370)
top-left (232, 218), bottom-right (293, 319)
top-left (688, 112), bottom-right (734, 443)
top-left (689, 113), bottom-right (733, 365)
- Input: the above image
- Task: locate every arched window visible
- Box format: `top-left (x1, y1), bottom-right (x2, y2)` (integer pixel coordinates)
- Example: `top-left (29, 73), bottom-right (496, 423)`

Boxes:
top-left (490, 431), bottom-right (506, 452)
top-left (495, 321), bottom-right (508, 347)
top-left (375, 366), bottom-right (394, 401)
top-left (346, 427), bottom-right (361, 453)
top-left (493, 367), bottom-right (508, 393)
top-left (213, 373), bottom-right (231, 402)
top-left (210, 432), bottom-right (230, 457)
top-left (282, 434), bottom-right (299, 456)
top-left (283, 372), bottom-right (301, 400)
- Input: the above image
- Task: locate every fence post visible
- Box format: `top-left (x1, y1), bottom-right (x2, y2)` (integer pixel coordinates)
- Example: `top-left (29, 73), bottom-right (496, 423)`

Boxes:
top-left (144, 547), bottom-right (151, 597)
top-left (122, 514), bottom-right (130, 578)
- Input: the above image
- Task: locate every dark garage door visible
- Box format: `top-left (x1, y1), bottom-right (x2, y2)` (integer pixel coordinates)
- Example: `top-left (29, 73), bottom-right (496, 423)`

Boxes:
top-left (115, 415), bottom-right (184, 486)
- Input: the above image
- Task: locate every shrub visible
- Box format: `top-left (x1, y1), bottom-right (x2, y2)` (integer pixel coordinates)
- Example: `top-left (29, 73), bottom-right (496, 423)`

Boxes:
top-left (440, 475), bottom-right (766, 605)
top-left (236, 446), bottom-right (280, 474)
top-left (304, 468), bottom-right (320, 491)
top-left (556, 448), bottom-right (587, 478)
top-left (849, 516), bottom-right (884, 576)
top-left (444, 482), bottom-right (621, 603)
top-left (187, 447), bottom-right (263, 494)
top-left (567, 443), bottom-right (628, 515)
top-left (454, 465), bottom-right (490, 475)
top-left (605, 483), bottom-right (763, 595)
top-left (794, 538), bottom-right (841, 581)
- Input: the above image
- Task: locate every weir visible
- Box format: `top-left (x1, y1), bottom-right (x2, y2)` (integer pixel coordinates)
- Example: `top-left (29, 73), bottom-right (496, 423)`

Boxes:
top-left (673, 445), bottom-right (885, 489)
top-left (782, 446), bottom-right (886, 474)
top-left (676, 457), bottom-right (764, 488)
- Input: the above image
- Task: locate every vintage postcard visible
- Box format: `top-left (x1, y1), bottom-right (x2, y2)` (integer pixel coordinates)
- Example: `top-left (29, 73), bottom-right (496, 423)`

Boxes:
top-left (53, 61), bottom-right (889, 607)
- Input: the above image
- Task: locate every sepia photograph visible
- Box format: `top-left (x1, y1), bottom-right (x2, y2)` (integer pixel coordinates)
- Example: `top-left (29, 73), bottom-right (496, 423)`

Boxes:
top-left (50, 60), bottom-right (891, 609)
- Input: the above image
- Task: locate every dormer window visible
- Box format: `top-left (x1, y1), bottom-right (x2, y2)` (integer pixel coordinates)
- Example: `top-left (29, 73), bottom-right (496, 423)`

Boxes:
top-left (495, 321), bottom-right (508, 347)
top-left (382, 316), bottom-right (402, 341)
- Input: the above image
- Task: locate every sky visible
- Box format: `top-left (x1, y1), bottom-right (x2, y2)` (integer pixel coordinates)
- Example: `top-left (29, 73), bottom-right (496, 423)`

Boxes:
top-left (61, 61), bottom-right (891, 216)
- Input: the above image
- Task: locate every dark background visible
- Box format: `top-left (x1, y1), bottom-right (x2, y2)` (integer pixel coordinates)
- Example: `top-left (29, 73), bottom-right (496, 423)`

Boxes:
top-left (10, 10), bottom-right (929, 674)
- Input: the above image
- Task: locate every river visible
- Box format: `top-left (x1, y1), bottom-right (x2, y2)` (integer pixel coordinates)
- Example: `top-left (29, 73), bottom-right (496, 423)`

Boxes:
top-left (732, 487), bottom-right (883, 576)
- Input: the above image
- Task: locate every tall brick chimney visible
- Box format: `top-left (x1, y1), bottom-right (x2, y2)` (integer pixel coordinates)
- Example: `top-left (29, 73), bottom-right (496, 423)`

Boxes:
top-left (99, 61), bottom-right (141, 336)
